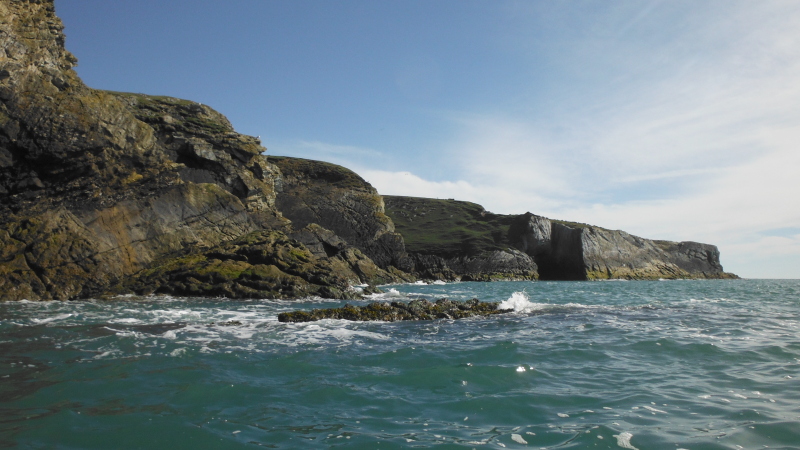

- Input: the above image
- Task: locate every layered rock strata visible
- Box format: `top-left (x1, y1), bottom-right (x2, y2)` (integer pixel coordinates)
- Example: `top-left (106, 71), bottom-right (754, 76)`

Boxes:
top-left (383, 196), bottom-right (538, 281)
top-left (0, 0), bottom-right (409, 300)
top-left (266, 156), bottom-right (414, 275)
top-left (509, 213), bottom-right (735, 280)
top-left (385, 196), bottom-right (736, 281)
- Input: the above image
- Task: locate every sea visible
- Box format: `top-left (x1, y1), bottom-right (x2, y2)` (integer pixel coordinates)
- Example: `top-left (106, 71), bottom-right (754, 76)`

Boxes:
top-left (1, 279), bottom-right (799, 449)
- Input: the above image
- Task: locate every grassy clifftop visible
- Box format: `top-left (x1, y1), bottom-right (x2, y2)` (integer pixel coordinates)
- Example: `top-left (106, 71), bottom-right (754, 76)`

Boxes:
top-left (383, 195), bottom-right (516, 258)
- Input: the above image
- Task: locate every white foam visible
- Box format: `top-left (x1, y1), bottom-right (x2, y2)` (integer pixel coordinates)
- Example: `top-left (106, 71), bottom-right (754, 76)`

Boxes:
top-left (643, 405), bottom-right (666, 414)
top-left (31, 313), bottom-right (73, 324)
top-left (163, 330), bottom-right (179, 340)
top-left (366, 288), bottom-right (406, 300)
top-left (280, 322), bottom-right (390, 346)
top-left (327, 328), bottom-right (389, 341)
top-left (432, 280), bottom-right (447, 285)
top-left (110, 318), bottom-right (142, 324)
top-left (511, 434), bottom-right (527, 444)
top-left (613, 432), bottom-right (638, 450)
top-left (499, 291), bottom-right (541, 312)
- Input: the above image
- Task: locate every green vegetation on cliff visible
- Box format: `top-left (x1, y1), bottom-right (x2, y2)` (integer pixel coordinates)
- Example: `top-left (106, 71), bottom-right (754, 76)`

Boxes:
top-left (267, 156), bottom-right (374, 191)
top-left (384, 195), bottom-right (736, 281)
top-left (278, 298), bottom-right (510, 322)
top-left (383, 196), bottom-right (515, 258)
top-left (124, 230), bottom-right (400, 300)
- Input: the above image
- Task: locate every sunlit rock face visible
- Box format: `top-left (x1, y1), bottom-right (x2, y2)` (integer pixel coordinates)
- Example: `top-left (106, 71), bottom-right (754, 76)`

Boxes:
top-left (0, 0), bottom-right (411, 300)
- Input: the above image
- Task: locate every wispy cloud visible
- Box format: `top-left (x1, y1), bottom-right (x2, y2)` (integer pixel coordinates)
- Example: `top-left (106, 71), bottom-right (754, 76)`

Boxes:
top-left (360, 169), bottom-right (558, 214)
top-left (268, 139), bottom-right (388, 171)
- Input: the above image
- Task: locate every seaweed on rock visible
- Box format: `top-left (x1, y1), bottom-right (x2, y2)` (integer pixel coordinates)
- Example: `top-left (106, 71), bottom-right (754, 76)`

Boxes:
top-left (277, 298), bottom-right (512, 322)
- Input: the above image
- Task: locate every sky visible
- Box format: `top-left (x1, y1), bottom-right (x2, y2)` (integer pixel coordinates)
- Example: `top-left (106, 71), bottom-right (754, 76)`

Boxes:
top-left (54, 0), bottom-right (800, 278)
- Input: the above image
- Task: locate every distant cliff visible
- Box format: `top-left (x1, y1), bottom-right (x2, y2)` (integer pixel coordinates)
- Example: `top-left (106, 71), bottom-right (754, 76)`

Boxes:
top-left (382, 196), bottom-right (537, 281)
top-left (384, 196), bottom-right (737, 281)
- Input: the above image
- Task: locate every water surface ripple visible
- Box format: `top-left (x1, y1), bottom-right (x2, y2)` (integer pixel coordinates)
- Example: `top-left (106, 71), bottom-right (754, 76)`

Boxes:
top-left (1, 279), bottom-right (799, 449)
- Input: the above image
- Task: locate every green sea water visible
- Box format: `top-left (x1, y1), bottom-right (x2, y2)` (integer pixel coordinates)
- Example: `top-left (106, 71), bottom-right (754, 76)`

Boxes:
top-left (1, 279), bottom-right (799, 449)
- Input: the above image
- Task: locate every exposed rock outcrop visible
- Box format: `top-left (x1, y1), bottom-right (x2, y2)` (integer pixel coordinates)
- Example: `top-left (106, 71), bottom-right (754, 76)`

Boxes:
top-left (278, 298), bottom-right (511, 322)
top-left (509, 212), bottom-right (736, 280)
top-left (383, 196), bottom-right (538, 281)
top-left (0, 0), bottom-right (410, 300)
top-left (266, 156), bottom-right (413, 274)
top-left (385, 197), bottom-right (737, 281)
top-left (123, 229), bottom-right (396, 300)
top-left (409, 250), bottom-right (537, 282)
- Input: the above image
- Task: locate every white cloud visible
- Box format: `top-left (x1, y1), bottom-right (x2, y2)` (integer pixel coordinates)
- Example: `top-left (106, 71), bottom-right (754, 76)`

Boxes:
top-left (360, 170), bottom-right (472, 199)
top-left (360, 169), bottom-right (558, 214)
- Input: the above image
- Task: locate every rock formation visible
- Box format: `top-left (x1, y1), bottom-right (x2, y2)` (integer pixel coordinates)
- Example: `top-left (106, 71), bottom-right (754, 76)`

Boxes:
top-left (278, 298), bottom-right (510, 322)
top-left (385, 197), bottom-right (737, 281)
top-left (0, 0), bottom-right (409, 300)
top-left (383, 196), bottom-right (538, 281)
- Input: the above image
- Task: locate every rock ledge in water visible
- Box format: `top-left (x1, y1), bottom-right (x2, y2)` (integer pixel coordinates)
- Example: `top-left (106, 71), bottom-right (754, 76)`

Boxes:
top-left (277, 298), bottom-right (511, 322)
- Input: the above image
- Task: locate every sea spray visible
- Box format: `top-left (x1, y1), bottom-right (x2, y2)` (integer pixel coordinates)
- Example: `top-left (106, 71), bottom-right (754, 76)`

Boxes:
top-left (499, 290), bottom-right (539, 312)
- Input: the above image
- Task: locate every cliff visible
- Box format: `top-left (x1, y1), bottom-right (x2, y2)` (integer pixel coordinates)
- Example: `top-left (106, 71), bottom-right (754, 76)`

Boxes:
top-left (0, 0), bottom-right (409, 301)
top-left (385, 196), bottom-right (737, 281)
top-left (383, 196), bottom-right (538, 281)
top-left (0, 1), bottom-right (735, 301)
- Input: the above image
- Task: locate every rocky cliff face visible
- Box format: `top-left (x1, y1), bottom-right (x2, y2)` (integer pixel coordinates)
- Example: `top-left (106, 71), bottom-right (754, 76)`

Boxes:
top-left (386, 197), bottom-right (736, 281)
top-left (266, 156), bottom-right (413, 275)
top-left (509, 213), bottom-right (735, 280)
top-left (0, 0), bottom-right (409, 300)
top-left (383, 196), bottom-right (538, 281)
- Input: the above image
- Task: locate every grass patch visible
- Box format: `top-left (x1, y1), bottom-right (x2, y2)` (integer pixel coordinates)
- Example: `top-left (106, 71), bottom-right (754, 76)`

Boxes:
top-left (267, 156), bottom-right (371, 191)
top-left (383, 196), bottom-right (515, 257)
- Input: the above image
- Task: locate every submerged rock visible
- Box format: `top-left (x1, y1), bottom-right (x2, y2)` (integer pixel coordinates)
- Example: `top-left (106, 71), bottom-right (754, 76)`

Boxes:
top-left (277, 298), bottom-right (512, 322)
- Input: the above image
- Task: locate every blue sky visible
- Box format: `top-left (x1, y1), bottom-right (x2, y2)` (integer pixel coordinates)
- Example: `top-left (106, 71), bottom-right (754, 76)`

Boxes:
top-left (55, 1), bottom-right (800, 278)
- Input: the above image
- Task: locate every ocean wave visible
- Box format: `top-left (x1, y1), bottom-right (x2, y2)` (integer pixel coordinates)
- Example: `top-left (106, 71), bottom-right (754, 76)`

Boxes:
top-left (499, 291), bottom-right (603, 314)
top-left (365, 288), bottom-right (407, 300)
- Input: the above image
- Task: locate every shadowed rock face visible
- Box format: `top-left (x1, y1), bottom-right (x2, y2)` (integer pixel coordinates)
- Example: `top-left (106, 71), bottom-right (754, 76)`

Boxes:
top-left (267, 156), bottom-right (413, 274)
top-left (278, 298), bottom-right (511, 322)
top-left (510, 213), bottom-right (736, 280)
top-left (385, 197), bottom-right (737, 281)
top-left (0, 0), bottom-right (410, 300)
